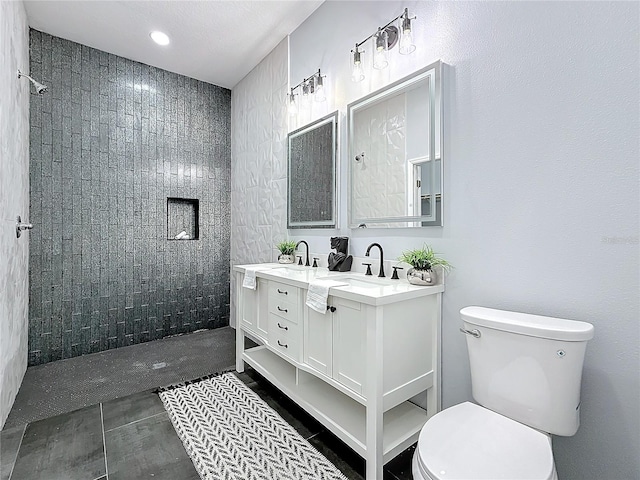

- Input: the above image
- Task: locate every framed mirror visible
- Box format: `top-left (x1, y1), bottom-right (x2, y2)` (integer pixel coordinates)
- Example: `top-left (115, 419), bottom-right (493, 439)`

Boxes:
top-left (287, 111), bottom-right (338, 229)
top-left (347, 61), bottom-right (443, 228)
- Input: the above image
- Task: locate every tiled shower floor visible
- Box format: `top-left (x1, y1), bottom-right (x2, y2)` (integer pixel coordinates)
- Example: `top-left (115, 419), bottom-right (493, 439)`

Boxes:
top-left (1, 328), bottom-right (415, 480)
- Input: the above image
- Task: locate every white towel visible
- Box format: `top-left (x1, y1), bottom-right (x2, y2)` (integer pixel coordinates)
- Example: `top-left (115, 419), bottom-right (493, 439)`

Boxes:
top-left (306, 280), bottom-right (348, 314)
top-left (242, 266), bottom-right (273, 290)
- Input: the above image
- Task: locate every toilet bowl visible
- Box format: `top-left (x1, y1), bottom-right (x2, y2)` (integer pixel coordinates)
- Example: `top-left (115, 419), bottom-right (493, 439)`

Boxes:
top-left (411, 306), bottom-right (593, 480)
top-left (411, 402), bottom-right (557, 480)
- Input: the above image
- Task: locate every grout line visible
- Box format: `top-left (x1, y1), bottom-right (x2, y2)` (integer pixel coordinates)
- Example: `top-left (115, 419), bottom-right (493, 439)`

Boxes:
top-left (382, 471), bottom-right (399, 480)
top-left (103, 410), bottom-right (166, 434)
top-left (305, 431), bottom-right (321, 441)
top-left (100, 403), bottom-right (109, 480)
top-left (7, 423), bottom-right (27, 480)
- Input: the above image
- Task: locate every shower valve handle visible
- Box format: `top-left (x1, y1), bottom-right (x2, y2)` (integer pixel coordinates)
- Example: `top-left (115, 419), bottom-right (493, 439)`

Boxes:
top-left (16, 216), bottom-right (33, 238)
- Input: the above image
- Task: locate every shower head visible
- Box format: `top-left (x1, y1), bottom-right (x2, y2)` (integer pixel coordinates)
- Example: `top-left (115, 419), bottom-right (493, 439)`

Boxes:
top-left (17, 70), bottom-right (48, 95)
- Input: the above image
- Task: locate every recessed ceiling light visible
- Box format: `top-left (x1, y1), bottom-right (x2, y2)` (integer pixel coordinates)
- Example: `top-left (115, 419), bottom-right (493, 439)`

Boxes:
top-left (150, 31), bottom-right (170, 46)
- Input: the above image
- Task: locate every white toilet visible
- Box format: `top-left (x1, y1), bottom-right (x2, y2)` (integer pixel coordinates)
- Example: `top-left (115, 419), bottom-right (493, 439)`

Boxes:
top-left (412, 306), bottom-right (594, 480)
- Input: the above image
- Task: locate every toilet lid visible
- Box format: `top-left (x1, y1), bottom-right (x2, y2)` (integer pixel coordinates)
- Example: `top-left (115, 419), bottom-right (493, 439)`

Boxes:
top-left (418, 402), bottom-right (555, 480)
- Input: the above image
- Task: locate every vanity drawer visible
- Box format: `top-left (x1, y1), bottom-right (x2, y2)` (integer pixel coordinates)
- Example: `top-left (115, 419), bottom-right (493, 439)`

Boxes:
top-left (268, 295), bottom-right (299, 324)
top-left (268, 281), bottom-right (299, 302)
top-left (268, 314), bottom-right (300, 361)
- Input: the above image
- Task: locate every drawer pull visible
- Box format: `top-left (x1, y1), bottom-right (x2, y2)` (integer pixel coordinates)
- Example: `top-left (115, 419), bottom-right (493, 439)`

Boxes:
top-left (326, 306), bottom-right (336, 313)
top-left (277, 288), bottom-right (288, 295)
top-left (277, 322), bottom-right (288, 331)
top-left (277, 306), bottom-right (288, 313)
top-left (277, 340), bottom-right (288, 348)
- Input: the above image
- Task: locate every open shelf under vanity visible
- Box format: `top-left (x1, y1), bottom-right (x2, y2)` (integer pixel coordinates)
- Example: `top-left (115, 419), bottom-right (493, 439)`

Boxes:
top-left (244, 346), bottom-right (428, 463)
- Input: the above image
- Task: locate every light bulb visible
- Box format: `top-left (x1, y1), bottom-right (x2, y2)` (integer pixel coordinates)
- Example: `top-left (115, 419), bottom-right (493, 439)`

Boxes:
top-left (351, 47), bottom-right (364, 82)
top-left (399, 12), bottom-right (416, 55)
top-left (149, 31), bottom-right (170, 46)
top-left (373, 28), bottom-right (388, 70)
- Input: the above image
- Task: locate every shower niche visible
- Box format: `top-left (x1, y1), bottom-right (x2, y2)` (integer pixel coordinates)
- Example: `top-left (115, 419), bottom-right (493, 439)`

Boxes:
top-left (167, 197), bottom-right (200, 240)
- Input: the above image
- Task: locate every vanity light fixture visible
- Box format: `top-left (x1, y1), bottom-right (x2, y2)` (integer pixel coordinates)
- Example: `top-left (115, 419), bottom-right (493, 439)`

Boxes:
top-left (399, 8), bottom-right (416, 54)
top-left (302, 79), bottom-right (311, 98)
top-left (351, 45), bottom-right (365, 82)
top-left (350, 7), bottom-right (416, 80)
top-left (287, 90), bottom-right (298, 116)
top-left (286, 69), bottom-right (327, 115)
top-left (313, 74), bottom-right (326, 102)
top-left (149, 30), bottom-right (170, 46)
top-left (373, 27), bottom-right (389, 70)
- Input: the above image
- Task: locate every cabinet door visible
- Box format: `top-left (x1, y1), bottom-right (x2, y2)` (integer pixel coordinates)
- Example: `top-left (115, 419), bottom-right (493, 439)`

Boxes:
top-left (240, 276), bottom-right (258, 333)
top-left (332, 297), bottom-right (366, 395)
top-left (303, 302), bottom-right (333, 376)
top-left (241, 277), bottom-right (269, 339)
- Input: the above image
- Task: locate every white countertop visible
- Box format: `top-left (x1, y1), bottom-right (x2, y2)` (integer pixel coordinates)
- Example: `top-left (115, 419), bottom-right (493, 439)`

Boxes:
top-left (233, 263), bottom-right (444, 306)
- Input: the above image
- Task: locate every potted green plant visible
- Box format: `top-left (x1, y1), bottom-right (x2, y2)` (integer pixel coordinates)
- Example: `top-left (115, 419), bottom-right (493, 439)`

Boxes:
top-left (398, 245), bottom-right (451, 286)
top-left (276, 240), bottom-right (297, 264)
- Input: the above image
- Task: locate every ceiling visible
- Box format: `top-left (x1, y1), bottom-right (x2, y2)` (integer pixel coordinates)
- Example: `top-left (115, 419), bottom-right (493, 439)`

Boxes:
top-left (23, 0), bottom-right (324, 89)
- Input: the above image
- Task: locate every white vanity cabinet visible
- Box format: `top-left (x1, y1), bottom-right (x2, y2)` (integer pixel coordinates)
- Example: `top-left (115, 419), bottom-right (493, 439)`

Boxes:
top-left (234, 265), bottom-right (443, 480)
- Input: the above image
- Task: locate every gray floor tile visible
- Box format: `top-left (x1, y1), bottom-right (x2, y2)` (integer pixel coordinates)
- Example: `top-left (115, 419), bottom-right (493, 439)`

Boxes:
top-left (0, 424), bottom-right (26, 480)
top-left (5, 328), bottom-right (236, 429)
top-left (102, 390), bottom-right (165, 432)
top-left (384, 443), bottom-right (416, 480)
top-left (105, 411), bottom-right (199, 480)
top-left (9, 405), bottom-right (106, 480)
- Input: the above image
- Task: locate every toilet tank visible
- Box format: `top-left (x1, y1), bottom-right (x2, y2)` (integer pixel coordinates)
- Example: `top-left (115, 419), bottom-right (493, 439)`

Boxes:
top-left (461, 306), bottom-right (594, 436)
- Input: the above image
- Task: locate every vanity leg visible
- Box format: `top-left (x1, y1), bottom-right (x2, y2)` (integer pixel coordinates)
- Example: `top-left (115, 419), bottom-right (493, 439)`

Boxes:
top-left (236, 325), bottom-right (245, 373)
top-left (365, 306), bottom-right (384, 480)
top-left (235, 274), bottom-right (245, 373)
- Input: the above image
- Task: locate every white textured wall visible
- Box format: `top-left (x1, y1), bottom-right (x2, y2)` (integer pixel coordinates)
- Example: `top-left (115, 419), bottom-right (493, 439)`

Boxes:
top-left (0, 0), bottom-right (30, 428)
top-left (230, 37), bottom-right (289, 325)
top-left (287, 2), bottom-right (639, 479)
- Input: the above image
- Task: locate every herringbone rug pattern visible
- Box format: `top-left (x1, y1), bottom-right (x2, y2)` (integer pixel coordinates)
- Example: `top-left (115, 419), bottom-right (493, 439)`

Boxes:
top-left (159, 373), bottom-right (348, 480)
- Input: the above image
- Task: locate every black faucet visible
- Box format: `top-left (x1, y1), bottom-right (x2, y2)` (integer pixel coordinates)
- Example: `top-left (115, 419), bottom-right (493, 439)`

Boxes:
top-left (365, 243), bottom-right (385, 278)
top-left (295, 240), bottom-right (310, 267)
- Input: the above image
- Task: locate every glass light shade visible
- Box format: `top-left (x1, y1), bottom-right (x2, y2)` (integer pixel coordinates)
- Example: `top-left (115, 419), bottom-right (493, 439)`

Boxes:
top-left (351, 49), bottom-right (365, 82)
top-left (373, 29), bottom-right (388, 70)
top-left (399, 16), bottom-right (416, 55)
top-left (314, 75), bottom-right (326, 102)
top-left (300, 81), bottom-right (311, 107)
top-left (288, 93), bottom-right (298, 116)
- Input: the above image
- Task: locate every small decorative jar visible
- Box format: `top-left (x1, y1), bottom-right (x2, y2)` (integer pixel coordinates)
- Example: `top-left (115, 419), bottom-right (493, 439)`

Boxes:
top-left (406, 268), bottom-right (437, 286)
top-left (278, 254), bottom-right (295, 264)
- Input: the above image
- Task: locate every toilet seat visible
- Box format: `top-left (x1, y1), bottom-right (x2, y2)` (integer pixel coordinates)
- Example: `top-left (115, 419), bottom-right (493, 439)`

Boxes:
top-left (416, 402), bottom-right (556, 480)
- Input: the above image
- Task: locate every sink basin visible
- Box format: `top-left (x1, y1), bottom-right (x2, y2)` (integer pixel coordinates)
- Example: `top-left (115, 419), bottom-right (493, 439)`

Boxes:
top-left (268, 265), bottom-right (323, 279)
top-left (318, 275), bottom-right (385, 289)
top-left (273, 265), bottom-right (312, 271)
top-left (340, 278), bottom-right (383, 289)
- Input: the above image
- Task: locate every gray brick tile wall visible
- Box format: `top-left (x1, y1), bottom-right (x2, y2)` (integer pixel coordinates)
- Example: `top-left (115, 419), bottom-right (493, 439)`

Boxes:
top-left (28, 29), bottom-right (231, 365)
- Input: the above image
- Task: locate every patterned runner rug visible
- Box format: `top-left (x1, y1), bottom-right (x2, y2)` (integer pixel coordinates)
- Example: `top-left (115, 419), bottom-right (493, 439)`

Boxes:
top-left (159, 372), bottom-right (348, 480)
